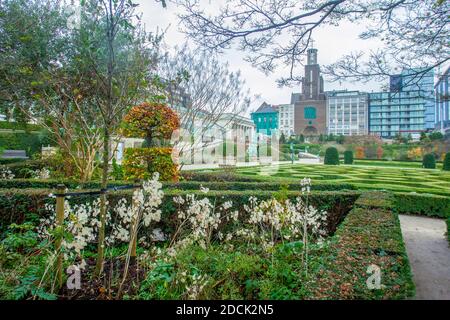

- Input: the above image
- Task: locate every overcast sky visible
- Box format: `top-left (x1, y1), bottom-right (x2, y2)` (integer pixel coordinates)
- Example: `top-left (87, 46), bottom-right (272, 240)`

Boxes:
top-left (135, 1), bottom-right (390, 115)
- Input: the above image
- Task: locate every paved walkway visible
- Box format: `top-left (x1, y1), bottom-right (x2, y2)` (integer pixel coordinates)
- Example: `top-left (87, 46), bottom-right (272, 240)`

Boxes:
top-left (399, 215), bottom-right (450, 300)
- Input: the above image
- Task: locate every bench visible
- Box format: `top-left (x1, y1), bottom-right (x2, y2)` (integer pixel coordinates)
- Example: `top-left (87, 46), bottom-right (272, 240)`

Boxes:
top-left (0, 149), bottom-right (29, 159)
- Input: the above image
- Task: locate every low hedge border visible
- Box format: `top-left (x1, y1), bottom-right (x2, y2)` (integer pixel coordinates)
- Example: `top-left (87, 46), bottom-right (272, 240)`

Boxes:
top-left (447, 217), bottom-right (450, 244)
top-left (0, 178), bottom-right (357, 192)
top-left (0, 189), bottom-right (361, 237)
top-left (307, 192), bottom-right (415, 299)
top-left (392, 193), bottom-right (450, 218)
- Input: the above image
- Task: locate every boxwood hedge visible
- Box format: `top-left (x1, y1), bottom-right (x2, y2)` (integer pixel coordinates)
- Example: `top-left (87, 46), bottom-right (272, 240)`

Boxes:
top-left (392, 193), bottom-right (450, 218)
top-left (0, 178), bottom-right (357, 192)
top-left (0, 189), bottom-right (360, 236)
top-left (307, 192), bottom-right (415, 299)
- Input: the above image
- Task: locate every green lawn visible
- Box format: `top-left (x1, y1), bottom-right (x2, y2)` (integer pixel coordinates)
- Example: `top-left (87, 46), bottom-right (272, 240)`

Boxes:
top-left (232, 163), bottom-right (450, 196)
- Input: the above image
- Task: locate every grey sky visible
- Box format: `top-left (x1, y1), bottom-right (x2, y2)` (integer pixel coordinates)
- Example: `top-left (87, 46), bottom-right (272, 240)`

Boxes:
top-left (136, 1), bottom-right (387, 115)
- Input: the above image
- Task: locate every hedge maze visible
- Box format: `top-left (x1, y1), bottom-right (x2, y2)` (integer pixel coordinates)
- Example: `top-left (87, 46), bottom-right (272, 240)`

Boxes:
top-left (234, 163), bottom-right (450, 196)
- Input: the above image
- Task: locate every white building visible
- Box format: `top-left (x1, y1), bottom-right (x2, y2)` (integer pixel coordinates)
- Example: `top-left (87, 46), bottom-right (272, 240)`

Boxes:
top-left (277, 104), bottom-right (295, 137)
top-left (326, 90), bottom-right (369, 136)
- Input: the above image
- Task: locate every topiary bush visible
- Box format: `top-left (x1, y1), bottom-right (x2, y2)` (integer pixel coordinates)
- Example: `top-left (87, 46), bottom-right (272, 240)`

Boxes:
top-left (443, 152), bottom-right (450, 171)
top-left (122, 147), bottom-right (178, 181)
top-left (343, 150), bottom-right (353, 165)
top-left (324, 147), bottom-right (339, 165)
top-left (422, 153), bottom-right (436, 169)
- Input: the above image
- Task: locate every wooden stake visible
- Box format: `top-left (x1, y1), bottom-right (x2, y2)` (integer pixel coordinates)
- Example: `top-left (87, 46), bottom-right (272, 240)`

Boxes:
top-left (55, 184), bottom-right (66, 290)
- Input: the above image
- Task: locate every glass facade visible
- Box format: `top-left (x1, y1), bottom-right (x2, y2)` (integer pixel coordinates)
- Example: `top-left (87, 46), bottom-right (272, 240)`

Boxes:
top-left (369, 91), bottom-right (428, 137)
top-left (369, 68), bottom-right (435, 138)
top-left (326, 91), bottom-right (368, 136)
top-left (435, 67), bottom-right (450, 131)
top-left (251, 111), bottom-right (278, 135)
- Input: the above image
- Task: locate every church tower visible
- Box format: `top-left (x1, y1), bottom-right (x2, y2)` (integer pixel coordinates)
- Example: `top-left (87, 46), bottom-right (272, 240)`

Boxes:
top-left (293, 44), bottom-right (327, 136)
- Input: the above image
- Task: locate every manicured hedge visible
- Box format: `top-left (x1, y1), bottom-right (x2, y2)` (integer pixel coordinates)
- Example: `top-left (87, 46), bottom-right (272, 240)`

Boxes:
top-left (307, 192), bottom-right (415, 299)
top-left (0, 132), bottom-right (53, 157)
top-left (0, 158), bottom-right (27, 165)
top-left (344, 150), bottom-right (353, 165)
top-left (447, 217), bottom-right (450, 244)
top-left (324, 147), bottom-right (339, 165)
top-left (422, 153), bottom-right (436, 169)
top-left (0, 121), bottom-right (42, 131)
top-left (443, 152), bottom-right (450, 171)
top-left (0, 188), bottom-right (360, 236)
top-left (392, 193), bottom-right (450, 218)
top-left (0, 179), bottom-right (357, 192)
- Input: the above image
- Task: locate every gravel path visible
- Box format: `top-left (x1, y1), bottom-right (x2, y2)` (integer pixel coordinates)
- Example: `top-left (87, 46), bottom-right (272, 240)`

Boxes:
top-left (399, 215), bottom-right (450, 300)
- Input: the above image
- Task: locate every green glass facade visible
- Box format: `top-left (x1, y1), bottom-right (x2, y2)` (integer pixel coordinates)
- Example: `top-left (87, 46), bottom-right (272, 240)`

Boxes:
top-left (251, 111), bottom-right (278, 135)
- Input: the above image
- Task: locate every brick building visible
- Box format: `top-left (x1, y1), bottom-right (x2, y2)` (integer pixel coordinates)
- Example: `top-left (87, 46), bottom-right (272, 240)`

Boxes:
top-left (291, 48), bottom-right (327, 136)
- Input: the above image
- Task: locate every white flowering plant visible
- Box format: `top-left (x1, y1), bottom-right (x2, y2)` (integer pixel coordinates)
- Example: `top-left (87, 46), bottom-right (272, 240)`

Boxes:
top-left (32, 167), bottom-right (51, 180)
top-left (0, 166), bottom-right (15, 180)
top-left (169, 186), bottom-right (239, 253)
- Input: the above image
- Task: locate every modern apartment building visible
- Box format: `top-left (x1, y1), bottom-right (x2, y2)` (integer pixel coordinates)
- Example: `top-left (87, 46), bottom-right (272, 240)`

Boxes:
top-left (369, 68), bottom-right (435, 138)
top-left (435, 66), bottom-right (450, 132)
top-left (277, 104), bottom-right (294, 137)
top-left (369, 91), bottom-right (430, 138)
top-left (326, 90), bottom-right (369, 136)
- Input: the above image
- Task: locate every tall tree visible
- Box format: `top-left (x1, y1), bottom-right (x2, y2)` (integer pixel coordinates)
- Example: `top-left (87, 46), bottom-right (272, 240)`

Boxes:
top-left (0, 0), bottom-right (104, 181)
top-left (175, 0), bottom-right (449, 86)
top-left (74, 0), bottom-right (163, 274)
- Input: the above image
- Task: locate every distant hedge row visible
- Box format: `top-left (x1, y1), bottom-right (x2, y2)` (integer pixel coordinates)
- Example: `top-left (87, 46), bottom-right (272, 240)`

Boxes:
top-left (0, 178), bottom-right (357, 192)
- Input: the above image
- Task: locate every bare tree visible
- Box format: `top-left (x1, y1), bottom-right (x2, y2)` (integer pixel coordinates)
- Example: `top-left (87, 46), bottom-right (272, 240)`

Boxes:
top-left (159, 44), bottom-right (251, 164)
top-left (174, 0), bottom-right (449, 85)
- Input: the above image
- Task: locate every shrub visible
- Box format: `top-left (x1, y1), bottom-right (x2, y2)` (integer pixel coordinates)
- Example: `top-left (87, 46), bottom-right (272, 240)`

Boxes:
top-left (122, 147), bottom-right (178, 181)
top-left (422, 153), bottom-right (436, 169)
top-left (307, 191), bottom-right (415, 299)
top-left (324, 147), bottom-right (339, 165)
top-left (392, 193), bottom-right (450, 218)
top-left (122, 102), bottom-right (180, 146)
top-left (443, 152), bottom-right (450, 171)
top-left (0, 188), bottom-right (360, 235)
top-left (0, 178), bottom-right (357, 192)
top-left (343, 150), bottom-right (353, 164)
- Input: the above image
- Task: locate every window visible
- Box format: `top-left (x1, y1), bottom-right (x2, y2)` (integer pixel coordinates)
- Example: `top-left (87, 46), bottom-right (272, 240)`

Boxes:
top-left (304, 107), bottom-right (316, 119)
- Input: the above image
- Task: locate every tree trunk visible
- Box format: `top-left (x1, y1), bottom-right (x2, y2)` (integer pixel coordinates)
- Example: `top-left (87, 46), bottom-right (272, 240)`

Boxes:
top-left (94, 128), bottom-right (110, 276)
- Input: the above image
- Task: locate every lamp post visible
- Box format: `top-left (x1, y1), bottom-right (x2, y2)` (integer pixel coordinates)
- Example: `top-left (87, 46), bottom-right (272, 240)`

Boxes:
top-left (290, 142), bottom-right (294, 164)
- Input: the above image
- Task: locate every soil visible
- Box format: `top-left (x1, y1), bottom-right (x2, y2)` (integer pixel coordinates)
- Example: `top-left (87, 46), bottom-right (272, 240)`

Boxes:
top-left (59, 257), bottom-right (146, 300)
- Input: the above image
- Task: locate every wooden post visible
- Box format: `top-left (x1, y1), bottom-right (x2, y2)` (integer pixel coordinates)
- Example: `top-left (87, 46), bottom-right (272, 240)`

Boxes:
top-left (55, 184), bottom-right (66, 290)
top-left (130, 179), bottom-right (141, 261)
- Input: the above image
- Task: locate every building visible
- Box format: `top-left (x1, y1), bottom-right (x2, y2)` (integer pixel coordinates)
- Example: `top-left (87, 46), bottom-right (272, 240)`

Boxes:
top-left (277, 104), bottom-right (294, 137)
top-left (435, 66), bottom-right (450, 132)
top-left (291, 47), bottom-right (326, 136)
top-left (326, 90), bottom-right (369, 136)
top-left (389, 68), bottom-right (435, 130)
top-left (250, 102), bottom-right (279, 135)
top-left (368, 68), bottom-right (435, 138)
top-left (369, 91), bottom-right (430, 138)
